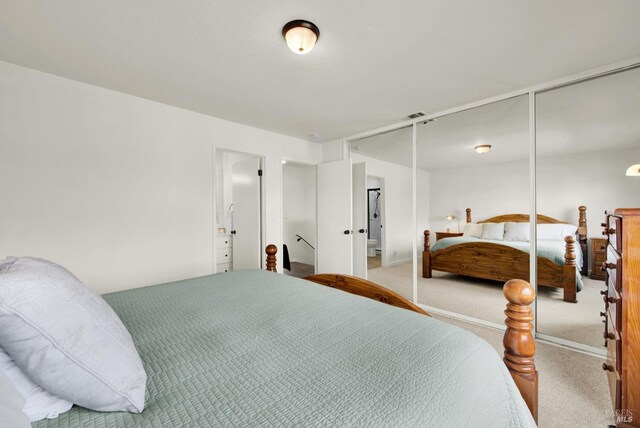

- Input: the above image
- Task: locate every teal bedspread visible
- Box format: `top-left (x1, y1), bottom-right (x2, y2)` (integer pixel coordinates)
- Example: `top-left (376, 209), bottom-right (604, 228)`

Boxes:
top-left (432, 236), bottom-right (584, 291)
top-left (34, 270), bottom-right (535, 427)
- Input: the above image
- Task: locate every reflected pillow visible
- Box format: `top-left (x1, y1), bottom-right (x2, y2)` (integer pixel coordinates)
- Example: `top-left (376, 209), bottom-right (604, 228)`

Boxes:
top-left (537, 224), bottom-right (577, 240)
top-left (504, 222), bottom-right (530, 242)
top-left (0, 257), bottom-right (147, 413)
top-left (462, 223), bottom-right (483, 238)
top-left (0, 347), bottom-right (72, 422)
top-left (481, 223), bottom-right (505, 240)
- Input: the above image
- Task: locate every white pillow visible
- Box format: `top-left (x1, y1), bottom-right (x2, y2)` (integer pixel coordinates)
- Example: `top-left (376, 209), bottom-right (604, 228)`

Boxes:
top-left (481, 223), bottom-right (505, 240)
top-left (0, 370), bottom-right (31, 428)
top-left (0, 347), bottom-right (72, 422)
top-left (537, 223), bottom-right (577, 240)
top-left (462, 223), bottom-right (483, 238)
top-left (504, 222), bottom-right (530, 242)
top-left (0, 257), bottom-right (147, 413)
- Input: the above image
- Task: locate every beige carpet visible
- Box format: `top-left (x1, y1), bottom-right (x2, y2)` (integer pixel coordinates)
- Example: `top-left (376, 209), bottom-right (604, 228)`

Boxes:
top-left (433, 314), bottom-right (614, 428)
top-left (368, 261), bottom-right (606, 349)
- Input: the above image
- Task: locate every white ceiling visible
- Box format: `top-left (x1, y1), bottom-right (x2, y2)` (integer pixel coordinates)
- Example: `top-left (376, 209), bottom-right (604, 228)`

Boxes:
top-left (1, 1), bottom-right (640, 142)
top-left (354, 66), bottom-right (640, 170)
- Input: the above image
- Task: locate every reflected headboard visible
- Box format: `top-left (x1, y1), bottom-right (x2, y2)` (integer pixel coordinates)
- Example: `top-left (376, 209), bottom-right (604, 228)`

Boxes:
top-left (464, 206), bottom-right (588, 274)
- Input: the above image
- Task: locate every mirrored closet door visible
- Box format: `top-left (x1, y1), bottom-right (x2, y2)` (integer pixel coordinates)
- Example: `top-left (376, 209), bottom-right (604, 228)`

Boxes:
top-left (416, 95), bottom-right (530, 324)
top-left (535, 66), bottom-right (640, 349)
top-left (350, 126), bottom-right (415, 301)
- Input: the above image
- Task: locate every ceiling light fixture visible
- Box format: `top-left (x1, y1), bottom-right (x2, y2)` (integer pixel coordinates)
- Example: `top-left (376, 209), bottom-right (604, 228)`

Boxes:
top-left (282, 20), bottom-right (320, 54)
top-left (626, 164), bottom-right (640, 176)
top-left (474, 144), bottom-right (492, 154)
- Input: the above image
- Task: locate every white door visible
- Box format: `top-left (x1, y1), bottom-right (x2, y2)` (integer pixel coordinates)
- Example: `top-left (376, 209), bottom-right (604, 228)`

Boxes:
top-left (231, 158), bottom-right (261, 270)
top-left (317, 159), bottom-right (352, 274)
top-left (352, 162), bottom-right (367, 278)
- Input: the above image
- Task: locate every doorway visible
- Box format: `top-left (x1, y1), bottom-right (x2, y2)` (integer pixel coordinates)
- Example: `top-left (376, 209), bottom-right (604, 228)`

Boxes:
top-left (282, 161), bottom-right (317, 278)
top-left (215, 149), bottom-right (264, 272)
top-left (367, 176), bottom-right (383, 270)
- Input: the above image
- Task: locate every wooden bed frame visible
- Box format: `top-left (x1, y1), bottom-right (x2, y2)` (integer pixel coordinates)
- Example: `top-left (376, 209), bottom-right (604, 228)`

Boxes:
top-left (422, 206), bottom-right (587, 303)
top-left (264, 244), bottom-right (539, 422)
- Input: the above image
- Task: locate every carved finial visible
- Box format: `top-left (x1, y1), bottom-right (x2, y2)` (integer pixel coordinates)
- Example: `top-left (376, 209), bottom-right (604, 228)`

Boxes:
top-left (466, 208), bottom-right (472, 223)
top-left (577, 206), bottom-right (587, 243)
top-left (265, 244), bottom-right (277, 272)
top-left (503, 279), bottom-right (538, 421)
top-left (564, 235), bottom-right (576, 266)
top-left (579, 205), bottom-right (587, 224)
top-left (423, 230), bottom-right (430, 252)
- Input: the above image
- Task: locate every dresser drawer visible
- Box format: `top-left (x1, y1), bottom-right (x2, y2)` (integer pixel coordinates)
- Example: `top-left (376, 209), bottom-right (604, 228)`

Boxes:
top-left (606, 244), bottom-right (622, 292)
top-left (217, 248), bottom-right (233, 263)
top-left (216, 236), bottom-right (233, 248)
top-left (604, 216), bottom-right (623, 254)
top-left (216, 263), bottom-right (232, 273)
top-left (605, 308), bottom-right (621, 350)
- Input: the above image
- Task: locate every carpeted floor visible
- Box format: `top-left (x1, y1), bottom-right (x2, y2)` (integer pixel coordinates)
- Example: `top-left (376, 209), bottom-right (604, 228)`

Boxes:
top-left (433, 314), bottom-right (614, 427)
top-left (367, 261), bottom-right (606, 349)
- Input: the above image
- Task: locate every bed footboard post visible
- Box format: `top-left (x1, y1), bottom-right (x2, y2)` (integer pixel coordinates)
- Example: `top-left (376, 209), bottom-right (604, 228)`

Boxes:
top-left (465, 208), bottom-right (472, 223)
top-left (266, 244), bottom-right (277, 273)
top-left (503, 279), bottom-right (538, 423)
top-left (578, 205), bottom-right (588, 275)
top-left (563, 235), bottom-right (577, 303)
top-left (422, 230), bottom-right (432, 278)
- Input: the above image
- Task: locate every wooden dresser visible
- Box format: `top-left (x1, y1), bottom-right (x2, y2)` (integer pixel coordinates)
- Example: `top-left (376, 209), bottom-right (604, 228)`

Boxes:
top-left (601, 209), bottom-right (640, 427)
top-left (591, 237), bottom-right (607, 280)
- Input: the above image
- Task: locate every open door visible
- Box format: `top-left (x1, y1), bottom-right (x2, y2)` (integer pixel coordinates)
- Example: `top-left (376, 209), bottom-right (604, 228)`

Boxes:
top-left (317, 159), bottom-right (352, 274)
top-left (352, 162), bottom-right (367, 278)
top-left (231, 157), bottom-right (262, 270)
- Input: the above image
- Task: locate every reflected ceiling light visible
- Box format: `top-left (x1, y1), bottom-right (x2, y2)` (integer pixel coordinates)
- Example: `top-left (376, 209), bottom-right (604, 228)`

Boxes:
top-left (282, 20), bottom-right (320, 54)
top-left (626, 164), bottom-right (640, 176)
top-left (281, 159), bottom-right (287, 164)
top-left (474, 144), bottom-right (492, 154)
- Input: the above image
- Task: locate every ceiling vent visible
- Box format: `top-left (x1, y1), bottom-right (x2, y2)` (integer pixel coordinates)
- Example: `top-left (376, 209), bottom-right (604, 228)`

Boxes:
top-left (406, 111), bottom-right (425, 119)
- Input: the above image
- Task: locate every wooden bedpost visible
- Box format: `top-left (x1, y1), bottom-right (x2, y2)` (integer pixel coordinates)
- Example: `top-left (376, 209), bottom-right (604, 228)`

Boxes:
top-left (562, 235), bottom-right (578, 303)
top-left (422, 230), bottom-right (432, 278)
top-left (503, 279), bottom-right (538, 423)
top-left (266, 244), bottom-right (277, 272)
top-left (466, 208), bottom-right (472, 223)
top-left (577, 205), bottom-right (588, 275)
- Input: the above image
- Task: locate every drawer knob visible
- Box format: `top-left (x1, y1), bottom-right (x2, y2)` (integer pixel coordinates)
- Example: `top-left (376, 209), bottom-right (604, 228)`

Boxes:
top-left (607, 296), bottom-right (618, 304)
top-left (602, 363), bottom-right (615, 372)
top-left (602, 261), bottom-right (616, 271)
top-left (602, 228), bottom-right (615, 236)
top-left (603, 332), bottom-right (616, 340)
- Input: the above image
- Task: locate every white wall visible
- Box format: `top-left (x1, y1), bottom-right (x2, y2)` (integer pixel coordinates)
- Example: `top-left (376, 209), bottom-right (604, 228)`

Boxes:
top-left (537, 147), bottom-right (640, 235)
top-left (282, 163), bottom-right (316, 265)
top-left (351, 153), bottom-right (429, 266)
top-left (0, 61), bottom-right (321, 293)
top-left (428, 147), bottom-right (640, 239)
top-left (428, 160), bottom-right (529, 233)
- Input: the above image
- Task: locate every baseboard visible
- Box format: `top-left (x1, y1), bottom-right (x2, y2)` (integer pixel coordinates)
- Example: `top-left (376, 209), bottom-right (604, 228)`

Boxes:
top-left (385, 258), bottom-right (412, 267)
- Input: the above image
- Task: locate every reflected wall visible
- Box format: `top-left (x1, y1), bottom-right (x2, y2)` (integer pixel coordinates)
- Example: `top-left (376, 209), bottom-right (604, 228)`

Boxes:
top-left (417, 95), bottom-right (530, 324)
top-left (536, 67), bottom-right (640, 348)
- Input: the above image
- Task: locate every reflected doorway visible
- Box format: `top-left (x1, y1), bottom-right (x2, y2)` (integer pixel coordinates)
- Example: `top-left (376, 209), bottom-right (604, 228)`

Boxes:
top-left (367, 176), bottom-right (384, 270)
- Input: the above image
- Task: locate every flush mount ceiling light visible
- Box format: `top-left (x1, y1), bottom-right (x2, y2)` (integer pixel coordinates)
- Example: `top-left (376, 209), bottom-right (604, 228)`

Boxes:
top-left (474, 144), bottom-right (492, 154)
top-left (282, 20), bottom-right (320, 54)
top-left (626, 164), bottom-right (640, 176)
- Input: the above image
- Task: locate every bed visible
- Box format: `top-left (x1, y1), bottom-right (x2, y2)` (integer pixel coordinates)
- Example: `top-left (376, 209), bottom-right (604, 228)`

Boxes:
top-left (31, 246), bottom-right (537, 428)
top-left (422, 206), bottom-right (588, 303)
